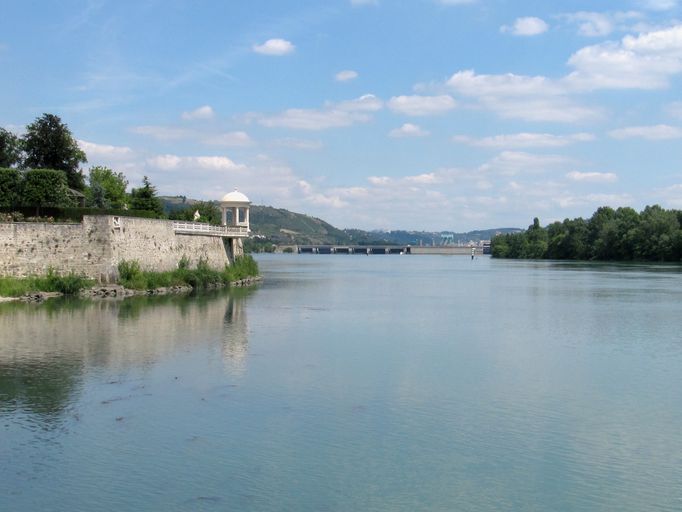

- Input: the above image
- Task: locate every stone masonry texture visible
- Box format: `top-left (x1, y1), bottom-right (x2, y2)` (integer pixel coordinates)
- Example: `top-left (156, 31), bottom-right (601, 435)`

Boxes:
top-left (0, 216), bottom-right (234, 282)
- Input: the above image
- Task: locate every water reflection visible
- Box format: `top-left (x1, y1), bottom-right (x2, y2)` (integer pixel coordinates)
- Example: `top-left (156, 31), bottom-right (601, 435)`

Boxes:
top-left (223, 290), bottom-right (249, 376)
top-left (0, 290), bottom-right (254, 428)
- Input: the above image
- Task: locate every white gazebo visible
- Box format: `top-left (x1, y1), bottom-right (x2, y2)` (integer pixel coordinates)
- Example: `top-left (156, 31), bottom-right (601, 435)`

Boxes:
top-left (220, 189), bottom-right (251, 232)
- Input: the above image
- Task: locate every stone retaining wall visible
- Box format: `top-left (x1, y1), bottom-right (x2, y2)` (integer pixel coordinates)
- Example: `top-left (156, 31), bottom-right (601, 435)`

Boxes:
top-left (0, 215), bottom-right (236, 281)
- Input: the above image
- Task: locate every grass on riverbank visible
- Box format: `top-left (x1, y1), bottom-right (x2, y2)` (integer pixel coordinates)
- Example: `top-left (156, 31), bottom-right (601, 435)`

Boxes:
top-left (0, 270), bottom-right (94, 297)
top-left (0, 256), bottom-right (259, 297)
top-left (117, 255), bottom-right (259, 290)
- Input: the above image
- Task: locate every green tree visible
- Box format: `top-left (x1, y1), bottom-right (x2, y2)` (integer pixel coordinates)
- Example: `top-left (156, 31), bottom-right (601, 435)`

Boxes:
top-left (20, 169), bottom-right (74, 214)
top-left (170, 200), bottom-right (222, 225)
top-left (633, 205), bottom-right (679, 260)
top-left (612, 207), bottom-right (640, 260)
top-left (130, 175), bottom-right (163, 216)
top-left (0, 168), bottom-right (22, 207)
top-left (491, 233), bottom-right (510, 258)
top-left (0, 128), bottom-right (22, 168)
top-left (525, 217), bottom-right (548, 258)
top-left (22, 114), bottom-right (87, 190)
top-left (86, 166), bottom-right (128, 209)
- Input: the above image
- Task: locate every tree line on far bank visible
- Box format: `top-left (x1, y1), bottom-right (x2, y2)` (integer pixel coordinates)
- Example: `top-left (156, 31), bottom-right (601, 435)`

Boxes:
top-left (492, 205), bottom-right (682, 262)
top-left (0, 114), bottom-right (165, 216)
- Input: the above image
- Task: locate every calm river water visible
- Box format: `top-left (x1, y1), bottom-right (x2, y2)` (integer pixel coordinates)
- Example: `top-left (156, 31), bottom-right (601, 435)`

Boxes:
top-left (1, 254), bottom-right (681, 511)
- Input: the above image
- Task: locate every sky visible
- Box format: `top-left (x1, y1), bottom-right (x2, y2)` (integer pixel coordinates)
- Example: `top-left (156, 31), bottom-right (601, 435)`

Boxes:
top-left (2, 0), bottom-right (682, 231)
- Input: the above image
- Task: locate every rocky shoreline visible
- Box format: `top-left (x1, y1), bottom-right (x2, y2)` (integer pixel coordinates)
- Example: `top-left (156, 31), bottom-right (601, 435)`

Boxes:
top-left (8, 276), bottom-right (263, 303)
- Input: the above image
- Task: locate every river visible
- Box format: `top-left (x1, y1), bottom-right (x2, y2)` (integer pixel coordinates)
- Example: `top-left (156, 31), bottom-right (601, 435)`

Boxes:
top-left (1, 254), bottom-right (681, 511)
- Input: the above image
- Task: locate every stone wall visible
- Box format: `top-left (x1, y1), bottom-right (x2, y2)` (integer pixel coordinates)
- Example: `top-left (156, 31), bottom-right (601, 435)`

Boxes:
top-left (108, 216), bottom-right (230, 274)
top-left (0, 215), bottom-right (235, 281)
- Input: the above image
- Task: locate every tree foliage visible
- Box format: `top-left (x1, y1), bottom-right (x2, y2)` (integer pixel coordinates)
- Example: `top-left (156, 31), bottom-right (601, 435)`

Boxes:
top-left (22, 114), bottom-right (87, 190)
top-left (19, 169), bottom-right (74, 213)
top-left (86, 166), bottom-right (128, 209)
top-left (169, 200), bottom-right (222, 225)
top-left (0, 128), bottom-right (22, 168)
top-left (130, 176), bottom-right (163, 216)
top-left (492, 205), bottom-right (682, 262)
top-left (0, 168), bottom-right (22, 207)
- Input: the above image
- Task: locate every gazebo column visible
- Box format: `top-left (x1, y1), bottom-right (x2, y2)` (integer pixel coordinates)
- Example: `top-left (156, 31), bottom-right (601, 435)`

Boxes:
top-left (221, 207), bottom-right (227, 226)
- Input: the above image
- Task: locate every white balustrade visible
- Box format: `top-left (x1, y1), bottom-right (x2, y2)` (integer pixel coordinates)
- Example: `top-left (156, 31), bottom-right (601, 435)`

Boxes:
top-left (172, 221), bottom-right (249, 238)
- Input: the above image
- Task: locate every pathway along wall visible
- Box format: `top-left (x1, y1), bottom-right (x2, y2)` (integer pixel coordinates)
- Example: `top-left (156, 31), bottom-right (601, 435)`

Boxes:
top-left (0, 215), bottom-right (235, 282)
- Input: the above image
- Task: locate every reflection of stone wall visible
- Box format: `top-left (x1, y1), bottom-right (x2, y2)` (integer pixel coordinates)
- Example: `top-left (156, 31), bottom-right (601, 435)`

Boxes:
top-left (0, 293), bottom-right (252, 426)
top-left (0, 294), bottom-right (249, 370)
top-left (0, 216), bottom-right (232, 281)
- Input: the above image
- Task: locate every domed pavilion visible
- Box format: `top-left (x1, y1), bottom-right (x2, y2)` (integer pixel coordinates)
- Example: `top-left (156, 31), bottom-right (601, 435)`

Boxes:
top-left (220, 190), bottom-right (251, 232)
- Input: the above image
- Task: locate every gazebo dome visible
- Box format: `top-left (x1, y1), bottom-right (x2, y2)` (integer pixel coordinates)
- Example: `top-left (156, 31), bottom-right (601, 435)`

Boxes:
top-left (221, 190), bottom-right (250, 204)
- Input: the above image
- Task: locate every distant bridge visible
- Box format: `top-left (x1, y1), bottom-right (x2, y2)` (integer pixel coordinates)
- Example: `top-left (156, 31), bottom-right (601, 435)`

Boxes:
top-left (298, 245), bottom-right (411, 255)
top-left (279, 245), bottom-right (490, 255)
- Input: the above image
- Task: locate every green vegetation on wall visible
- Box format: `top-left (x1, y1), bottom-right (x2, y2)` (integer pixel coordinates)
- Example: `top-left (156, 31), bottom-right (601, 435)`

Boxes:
top-left (117, 255), bottom-right (259, 290)
top-left (0, 270), bottom-right (93, 297)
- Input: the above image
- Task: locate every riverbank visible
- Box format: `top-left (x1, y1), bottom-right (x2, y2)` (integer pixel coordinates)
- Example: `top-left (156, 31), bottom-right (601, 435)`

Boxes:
top-left (0, 255), bottom-right (261, 303)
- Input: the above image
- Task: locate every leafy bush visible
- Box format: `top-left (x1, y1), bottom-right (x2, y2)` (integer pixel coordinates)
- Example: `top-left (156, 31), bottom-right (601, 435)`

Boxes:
top-left (20, 169), bottom-right (75, 212)
top-left (0, 168), bottom-right (21, 208)
top-left (115, 255), bottom-right (259, 291)
top-left (44, 269), bottom-right (92, 295)
top-left (0, 269), bottom-right (92, 297)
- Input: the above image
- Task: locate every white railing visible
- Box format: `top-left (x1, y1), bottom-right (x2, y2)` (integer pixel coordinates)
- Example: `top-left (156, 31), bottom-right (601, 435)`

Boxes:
top-left (172, 221), bottom-right (249, 237)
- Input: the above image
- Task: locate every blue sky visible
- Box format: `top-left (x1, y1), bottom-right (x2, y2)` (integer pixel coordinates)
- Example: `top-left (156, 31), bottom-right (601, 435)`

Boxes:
top-left (2, 0), bottom-right (682, 230)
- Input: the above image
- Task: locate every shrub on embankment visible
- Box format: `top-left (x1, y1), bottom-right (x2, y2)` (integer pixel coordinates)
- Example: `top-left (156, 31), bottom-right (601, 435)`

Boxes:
top-left (117, 255), bottom-right (260, 291)
top-left (0, 270), bottom-right (93, 297)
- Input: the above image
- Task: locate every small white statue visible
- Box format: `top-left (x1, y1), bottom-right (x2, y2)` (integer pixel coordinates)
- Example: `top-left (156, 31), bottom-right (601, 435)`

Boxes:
top-left (193, 210), bottom-right (201, 221)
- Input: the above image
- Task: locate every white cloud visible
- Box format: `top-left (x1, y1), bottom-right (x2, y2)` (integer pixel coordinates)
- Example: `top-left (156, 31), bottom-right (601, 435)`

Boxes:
top-left (274, 138), bottom-right (323, 150)
top-left (203, 131), bottom-right (253, 146)
top-left (565, 25), bottom-right (682, 90)
top-left (147, 154), bottom-right (245, 172)
top-left (501, 17), bottom-right (549, 36)
top-left (479, 151), bottom-right (571, 176)
top-left (252, 38), bottom-right (295, 56)
top-left (638, 0), bottom-right (678, 11)
top-left (389, 123), bottom-right (429, 138)
top-left (442, 24), bottom-right (682, 122)
top-left (667, 101), bottom-right (682, 118)
top-left (448, 69), bottom-right (563, 97)
top-left (259, 109), bottom-right (367, 130)
top-left (368, 176), bottom-right (392, 185)
top-left (453, 132), bottom-right (594, 148)
top-left (335, 70), bottom-right (358, 82)
top-left (608, 124), bottom-right (682, 139)
top-left (566, 171), bottom-right (618, 183)
top-left (437, 0), bottom-right (478, 4)
top-left (181, 105), bottom-right (215, 121)
top-left (387, 94), bottom-right (456, 116)
top-left (257, 94), bottom-right (382, 130)
top-left (447, 71), bottom-right (599, 122)
top-left (132, 125), bottom-right (192, 141)
top-left (336, 93), bottom-right (383, 112)
top-left (561, 11), bottom-right (643, 38)
top-left (658, 183), bottom-right (682, 207)
top-left (78, 140), bottom-right (133, 160)
top-left (564, 12), bottom-right (614, 37)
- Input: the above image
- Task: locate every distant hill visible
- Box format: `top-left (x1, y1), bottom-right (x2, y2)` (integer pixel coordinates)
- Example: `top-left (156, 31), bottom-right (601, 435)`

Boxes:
top-left (159, 196), bottom-right (519, 247)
